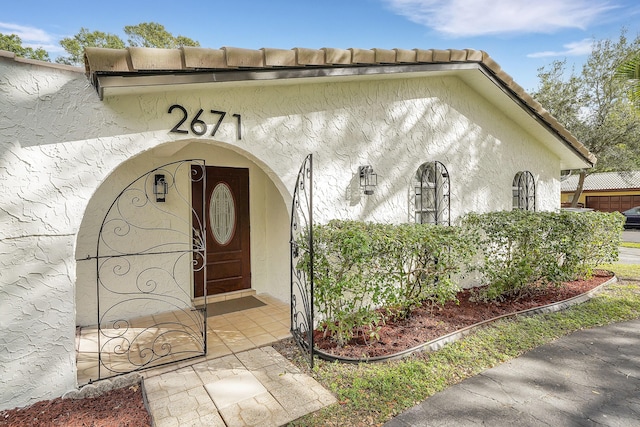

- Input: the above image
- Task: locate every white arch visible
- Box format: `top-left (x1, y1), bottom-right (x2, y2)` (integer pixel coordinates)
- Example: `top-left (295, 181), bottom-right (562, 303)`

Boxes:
top-left (75, 138), bottom-right (293, 326)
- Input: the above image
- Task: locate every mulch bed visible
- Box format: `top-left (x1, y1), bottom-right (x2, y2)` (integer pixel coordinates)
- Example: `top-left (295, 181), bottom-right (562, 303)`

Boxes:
top-left (313, 271), bottom-right (613, 359)
top-left (0, 384), bottom-right (150, 427)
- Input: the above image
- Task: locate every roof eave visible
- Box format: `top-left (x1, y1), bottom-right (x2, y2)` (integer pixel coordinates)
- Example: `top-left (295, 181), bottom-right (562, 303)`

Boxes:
top-left (83, 46), bottom-right (596, 169)
top-left (90, 62), bottom-right (481, 99)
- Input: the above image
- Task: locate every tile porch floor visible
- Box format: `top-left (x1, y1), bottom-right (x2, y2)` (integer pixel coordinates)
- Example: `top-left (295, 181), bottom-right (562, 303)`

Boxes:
top-left (76, 293), bottom-right (292, 386)
top-left (75, 293), bottom-right (337, 426)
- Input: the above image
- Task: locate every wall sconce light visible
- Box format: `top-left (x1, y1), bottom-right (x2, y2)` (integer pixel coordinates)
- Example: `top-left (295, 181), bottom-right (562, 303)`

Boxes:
top-left (154, 174), bottom-right (168, 202)
top-left (359, 165), bottom-right (377, 196)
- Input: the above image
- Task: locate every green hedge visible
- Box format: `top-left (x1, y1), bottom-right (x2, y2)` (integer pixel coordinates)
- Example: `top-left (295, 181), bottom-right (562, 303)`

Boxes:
top-left (462, 210), bottom-right (623, 301)
top-left (307, 220), bottom-right (476, 345)
top-left (303, 211), bottom-right (623, 346)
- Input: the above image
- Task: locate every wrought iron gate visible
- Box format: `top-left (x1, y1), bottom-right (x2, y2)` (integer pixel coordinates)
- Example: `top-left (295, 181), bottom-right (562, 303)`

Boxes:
top-left (290, 154), bottom-right (314, 367)
top-left (92, 159), bottom-right (207, 381)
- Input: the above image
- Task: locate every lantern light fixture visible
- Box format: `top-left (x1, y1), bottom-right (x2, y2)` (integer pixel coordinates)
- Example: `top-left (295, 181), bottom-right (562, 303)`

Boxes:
top-left (359, 165), bottom-right (377, 196)
top-left (154, 174), bottom-right (168, 202)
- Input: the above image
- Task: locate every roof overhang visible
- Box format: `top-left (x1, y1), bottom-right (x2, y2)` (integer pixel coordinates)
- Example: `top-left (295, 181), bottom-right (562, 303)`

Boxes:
top-left (84, 46), bottom-right (596, 170)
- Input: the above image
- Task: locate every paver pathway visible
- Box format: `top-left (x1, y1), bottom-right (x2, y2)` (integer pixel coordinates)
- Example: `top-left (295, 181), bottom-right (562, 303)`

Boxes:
top-left (142, 346), bottom-right (335, 426)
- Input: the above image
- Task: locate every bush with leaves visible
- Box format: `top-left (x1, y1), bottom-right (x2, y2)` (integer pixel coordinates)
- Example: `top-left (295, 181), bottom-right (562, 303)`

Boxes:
top-left (551, 210), bottom-right (624, 277)
top-left (308, 220), bottom-right (476, 346)
top-left (463, 210), bottom-right (623, 301)
top-left (299, 212), bottom-right (621, 346)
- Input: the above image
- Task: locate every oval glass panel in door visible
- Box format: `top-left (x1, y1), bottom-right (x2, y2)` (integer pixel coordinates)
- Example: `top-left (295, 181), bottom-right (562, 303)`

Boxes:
top-left (210, 183), bottom-right (236, 245)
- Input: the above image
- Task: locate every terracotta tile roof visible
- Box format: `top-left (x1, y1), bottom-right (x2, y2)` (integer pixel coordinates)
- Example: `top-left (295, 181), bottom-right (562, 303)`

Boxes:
top-left (561, 171), bottom-right (640, 192)
top-left (2, 46), bottom-right (597, 167)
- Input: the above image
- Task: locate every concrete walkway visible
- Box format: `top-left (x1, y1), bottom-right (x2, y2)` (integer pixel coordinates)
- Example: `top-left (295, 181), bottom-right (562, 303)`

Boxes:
top-left (141, 346), bottom-right (336, 427)
top-left (384, 318), bottom-right (640, 427)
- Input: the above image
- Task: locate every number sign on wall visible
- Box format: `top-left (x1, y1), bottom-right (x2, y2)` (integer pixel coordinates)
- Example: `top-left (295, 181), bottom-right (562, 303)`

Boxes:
top-left (168, 105), bottom-right (242, 140)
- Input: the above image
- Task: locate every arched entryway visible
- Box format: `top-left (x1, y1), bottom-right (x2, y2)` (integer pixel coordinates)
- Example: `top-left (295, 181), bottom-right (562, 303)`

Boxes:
top-left (74, 141), bottom-right (291, 384)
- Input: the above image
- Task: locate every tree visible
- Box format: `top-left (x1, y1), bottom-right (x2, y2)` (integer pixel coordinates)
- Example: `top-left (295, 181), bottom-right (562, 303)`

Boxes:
top-left (124, 22), bottom-right (199, 49)
top-left (532, 29), bottom-right (640, 207)
top-left (57, 28), bottom-right (125, 66)
top-left (0, 33), bottom-right (50, 61)
top-left (616, 53), bottom-right (640, 109)
top-left (56, 22), bottom-right (199, 66)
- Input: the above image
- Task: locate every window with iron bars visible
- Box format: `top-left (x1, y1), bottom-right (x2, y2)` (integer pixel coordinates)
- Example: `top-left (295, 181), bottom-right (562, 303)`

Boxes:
top-left (512, 171), bottom-right (536, 211)
top-left (414, 161), bottom-right (450, 225)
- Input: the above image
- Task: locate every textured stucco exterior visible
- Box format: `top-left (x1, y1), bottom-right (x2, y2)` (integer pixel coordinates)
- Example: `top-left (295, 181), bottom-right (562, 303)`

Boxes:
top-left (1, 53), bottom-right (569, 409)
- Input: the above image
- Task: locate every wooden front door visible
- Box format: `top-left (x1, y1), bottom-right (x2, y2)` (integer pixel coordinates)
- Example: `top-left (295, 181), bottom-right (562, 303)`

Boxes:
top-left (193, 166), bottom-right (250, 297)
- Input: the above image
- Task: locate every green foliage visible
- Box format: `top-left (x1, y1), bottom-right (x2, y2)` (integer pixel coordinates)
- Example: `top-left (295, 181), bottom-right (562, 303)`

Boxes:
top-left (301, 213), bottom-right (622, 345)
top-left (0, 33), bottom-right (49, 61)
top-left (554, 211), bottom-right (624, 276)
top-left (57, 28), bottom-right (125, 66)
top-left (532, 29), bottom-right (640, 174)
top-left (463, 210), bottom-right (623, 301)
top-left (307, 220), bottom-right (476, 346)
top-left (56, 22), bottom-right (200, 66)
top-left (124, 22), bottom-right (200, 49)
top-left (616, 53), bottom-right (640, 110)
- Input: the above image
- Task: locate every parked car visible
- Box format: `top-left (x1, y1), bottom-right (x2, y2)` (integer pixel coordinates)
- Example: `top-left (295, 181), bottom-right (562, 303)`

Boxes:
top-left (623, 206), bottom-right (640, 228)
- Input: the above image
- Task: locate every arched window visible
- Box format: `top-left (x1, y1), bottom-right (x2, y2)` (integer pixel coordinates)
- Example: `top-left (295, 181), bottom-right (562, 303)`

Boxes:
top-left (414, 161), bottom-right (450, 225)
top-left (512, 171), bottom-right (535, 211)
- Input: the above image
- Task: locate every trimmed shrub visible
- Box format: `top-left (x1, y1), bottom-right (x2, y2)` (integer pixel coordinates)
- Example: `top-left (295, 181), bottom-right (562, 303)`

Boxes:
top-left (297, 211), bottom-right (622, 346)
top-left (307, 220), bottom-right (476, 345)
top-left (462, 210), bottom-right (623, 301)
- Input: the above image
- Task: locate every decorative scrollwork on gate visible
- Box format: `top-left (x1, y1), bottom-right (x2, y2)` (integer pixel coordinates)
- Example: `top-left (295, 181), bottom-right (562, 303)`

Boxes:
top-left (290, 154), bottom-right (314, 367)
top-left (92, 160), bottom-right (207, 381)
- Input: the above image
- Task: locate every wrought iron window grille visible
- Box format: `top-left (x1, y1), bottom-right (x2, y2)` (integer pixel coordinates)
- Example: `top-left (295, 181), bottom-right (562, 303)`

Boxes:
top-left (414, 161), bottom-right (451, 225)
top-left (512, 171), bottom-right (536, 211)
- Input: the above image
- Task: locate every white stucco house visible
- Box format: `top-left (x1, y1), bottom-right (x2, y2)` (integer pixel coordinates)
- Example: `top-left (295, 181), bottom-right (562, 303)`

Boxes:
top-left (0, 45), bottom-right (595, 410)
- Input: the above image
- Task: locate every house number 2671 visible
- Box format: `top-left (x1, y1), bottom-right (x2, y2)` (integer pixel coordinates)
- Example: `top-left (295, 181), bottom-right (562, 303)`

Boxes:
top-left (168, 104), bottom-right (242, 140)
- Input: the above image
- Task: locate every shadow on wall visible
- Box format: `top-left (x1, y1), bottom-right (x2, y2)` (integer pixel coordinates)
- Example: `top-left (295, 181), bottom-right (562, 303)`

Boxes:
top-left (0, 233), bottom-right (77, 409)
top-left (75, 160), bottom-right (199, 327)
top-left (243, 75), bottom-right (554, 223)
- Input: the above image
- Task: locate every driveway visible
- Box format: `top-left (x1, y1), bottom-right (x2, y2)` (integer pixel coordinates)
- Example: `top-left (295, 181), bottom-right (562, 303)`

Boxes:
top-left (384, 319), bottom-right (640, 427)
top-left (622, 229), bottom-right (640, 243)
top-left (618, 247), bottom-right (640, 264)
top-left (620, 230), bottom-right (640, 264)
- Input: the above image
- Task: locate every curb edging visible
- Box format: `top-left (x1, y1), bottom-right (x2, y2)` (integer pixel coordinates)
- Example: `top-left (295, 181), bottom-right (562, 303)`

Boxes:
top-left (314, 274), bottom-right (617, 364)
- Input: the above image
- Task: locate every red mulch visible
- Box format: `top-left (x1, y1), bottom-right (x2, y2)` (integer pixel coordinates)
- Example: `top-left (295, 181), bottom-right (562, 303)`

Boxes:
top-left (0, 384), bottom-right (150, 427)
top-left (313, 271), bottom-right (613, 359)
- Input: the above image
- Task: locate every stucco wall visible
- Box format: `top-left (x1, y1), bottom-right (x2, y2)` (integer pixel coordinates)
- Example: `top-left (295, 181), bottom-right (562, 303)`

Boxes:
top-left (1, 60), bottom-right (109, 409)
top-left (90, 75), bottom-right (560, 219)
top-left (1, 57), bottom-right (563, 409)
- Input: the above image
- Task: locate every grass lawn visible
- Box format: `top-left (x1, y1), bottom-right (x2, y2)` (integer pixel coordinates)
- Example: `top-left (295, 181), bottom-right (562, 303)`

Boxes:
top-left (621, 241), bottom-right (640, 249)
top-left (289, 264), bottom-right (640, 427)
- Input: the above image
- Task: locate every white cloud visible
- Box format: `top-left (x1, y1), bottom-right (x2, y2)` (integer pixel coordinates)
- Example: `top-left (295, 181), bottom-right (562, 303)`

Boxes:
top-left (0, 22), bottom-right (53, 43)
top-left (0, 22), bottom-right (66, 54)
top-left (527, 38), bottom-right (594, 58)
top-left (383, 0), bottom-right (619, 37)
top-left (23, 42), bottom-right (66, 54)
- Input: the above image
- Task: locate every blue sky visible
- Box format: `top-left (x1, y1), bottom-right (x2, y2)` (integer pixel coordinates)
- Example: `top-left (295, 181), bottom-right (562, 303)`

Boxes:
top-left (1, 0), bottom-right (639, 91)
